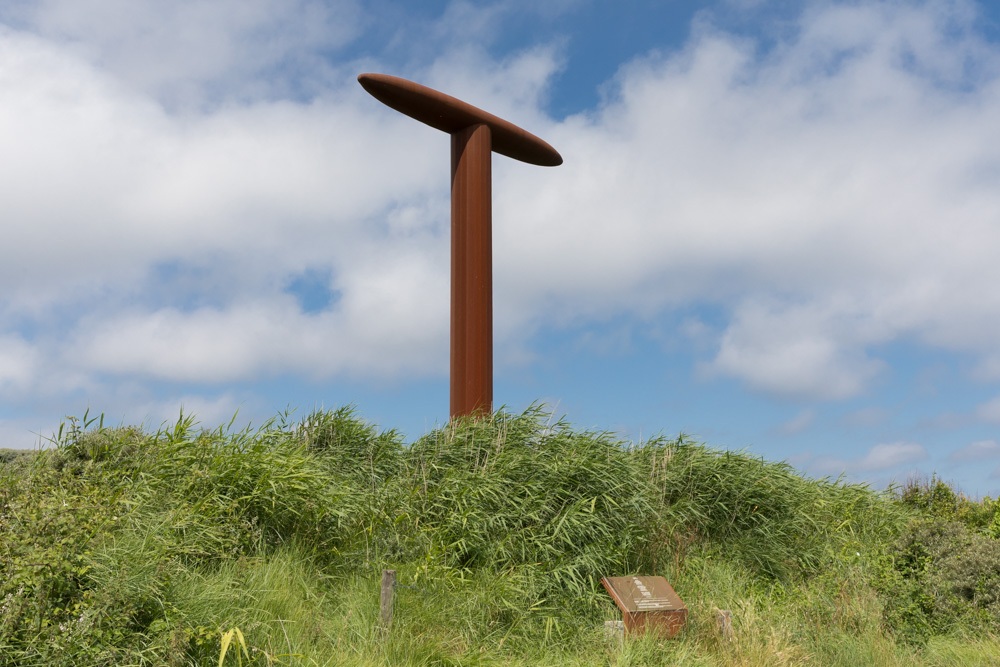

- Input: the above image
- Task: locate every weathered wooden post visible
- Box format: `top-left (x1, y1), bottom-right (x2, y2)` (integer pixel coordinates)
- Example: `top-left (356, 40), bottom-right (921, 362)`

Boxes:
top-left (358, 73), bottom-right (562, 418)
top-left (380, 569), bottom-right (395, 630)
top-left (718, 609), bottom-right (733, 641)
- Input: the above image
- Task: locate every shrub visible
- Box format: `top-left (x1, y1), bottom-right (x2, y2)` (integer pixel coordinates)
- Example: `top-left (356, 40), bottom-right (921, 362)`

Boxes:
top-left (880, 518), bottom-right (1000, 642)
top-left (898, 475), bottom-right (997, 533)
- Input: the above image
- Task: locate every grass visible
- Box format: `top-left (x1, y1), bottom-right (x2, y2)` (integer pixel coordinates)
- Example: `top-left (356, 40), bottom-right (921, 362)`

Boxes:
top-left (1, 405), bottom-right (999, 665)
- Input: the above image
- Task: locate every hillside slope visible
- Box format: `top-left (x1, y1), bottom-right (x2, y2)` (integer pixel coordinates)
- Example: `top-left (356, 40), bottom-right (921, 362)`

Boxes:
top-left (1, 407), bottom-right (998, 665)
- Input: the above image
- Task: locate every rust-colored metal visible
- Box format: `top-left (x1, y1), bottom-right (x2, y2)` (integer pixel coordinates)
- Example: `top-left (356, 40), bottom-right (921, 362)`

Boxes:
top-left (450, 123), bottom-right (493, 416)
top-left (601, 576), bottom-right (688, 639)
top-left (357, 73), bottom-right (562, 166)
top-left (358, 73), bottom-right (562, 419)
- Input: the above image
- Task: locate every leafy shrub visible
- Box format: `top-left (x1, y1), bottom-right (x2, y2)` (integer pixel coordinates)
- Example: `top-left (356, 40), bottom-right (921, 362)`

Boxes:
top-left (880, 519), bottom-right (1000, 642)
top-left (0, 449), bottom-right (33, 466)
top-left (0, 448), bottom-right (125, 664)
top-left (898, 475), bottom-right (997, 533)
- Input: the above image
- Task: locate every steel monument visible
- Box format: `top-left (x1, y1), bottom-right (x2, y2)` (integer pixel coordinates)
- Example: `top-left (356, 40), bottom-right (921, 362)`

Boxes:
top-left (358, 73), bottom-right (562, 418)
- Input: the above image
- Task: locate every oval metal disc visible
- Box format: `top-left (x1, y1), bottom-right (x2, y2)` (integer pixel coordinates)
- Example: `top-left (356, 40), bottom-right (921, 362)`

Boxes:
top-left (358, 73), bottom-right (563, 167)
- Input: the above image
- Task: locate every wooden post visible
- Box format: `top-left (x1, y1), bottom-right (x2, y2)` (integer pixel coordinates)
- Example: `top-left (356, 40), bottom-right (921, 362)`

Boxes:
top-left (717, 609), bottom-right (733, 641)
top-left (380, 569), bottom-right (396, 629)
top-left (604, 619), bottom-right (624, 644)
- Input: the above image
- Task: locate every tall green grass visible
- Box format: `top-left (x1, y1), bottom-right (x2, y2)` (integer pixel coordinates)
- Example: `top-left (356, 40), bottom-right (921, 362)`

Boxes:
top-left (1, 405), bottom-right (999, 665)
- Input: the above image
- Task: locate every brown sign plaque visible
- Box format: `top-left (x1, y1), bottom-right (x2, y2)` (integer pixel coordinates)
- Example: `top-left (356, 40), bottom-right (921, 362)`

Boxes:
top-left (601, 576), bottom-right (687, 638)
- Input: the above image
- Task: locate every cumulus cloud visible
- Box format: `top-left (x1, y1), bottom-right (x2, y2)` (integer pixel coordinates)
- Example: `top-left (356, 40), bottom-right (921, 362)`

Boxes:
top-left (774, 408), bottom-right (816, 436)
top-left (0, 417), bottom-right (53, 450)
top-left (976, 395), bottom-right (1000, 423)
top-left (494, 0), bottom-right (1000, 398)
top-left (0, 28), bottom-right (444, 304)
top-left (2, 0), bottom-right (1000, 439)
top-left (858, 442), bottom-right (929, 471)
top-left (0, 336), bottom-right (39, 395)
top-left (70, 252), bottom-right (450, 383)
top-left (137, 393), bottom-right (244, 430)
top-left (702, 298), bottom-right (886, 399)
top-left (812, 440), bottom-right (929, 475)
top-left (948, 439), bottom-right (1000, 462)
top-left (0, 0), bottom-right (363, 107)
top-left (841, 406), bottom-right (893, 429)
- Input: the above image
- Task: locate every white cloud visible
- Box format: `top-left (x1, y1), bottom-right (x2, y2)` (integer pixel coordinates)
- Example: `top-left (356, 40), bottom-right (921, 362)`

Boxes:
top-left (841, 406), bottom-right (892, 429)
top-left (137, 393), bottom-right (244, 430)
top-left (0, 392), bottom-right (249, 450)
top-left (812, 440), bottom-right (928, 475)
top-left (775, 409), bottom-right (816, 436)
top-left (976, 396), bottom-right (1000, 423)
top-left (948, 439), bottom-right (1000, 462)
top-left (0, 334), bottom-right (92, 401)
top-left (494, 0), bottom-right (1000, 398)
top-left (972, 356), bottom-right (1000, 382)
top-left (2, 0), bottom-right (1000, 417)
top-left (0, 0), bottom-right (363, 107)
top-left (0, 336), bottom-right (39, 394)
top-left (701, 298), bottom-right (886, 399)
top-left (0, 417), bottom-right (53, 450)
top-left (71, 254), bottom-right (450, 383)
top-left (0, 28), bottom-right (443, 304)
top-left (857, 442), bottom-right (929, 472)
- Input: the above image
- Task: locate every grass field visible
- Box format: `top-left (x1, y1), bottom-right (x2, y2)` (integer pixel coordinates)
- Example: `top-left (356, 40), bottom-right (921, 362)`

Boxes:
top-left (2, 406), bottom-right (999, 665)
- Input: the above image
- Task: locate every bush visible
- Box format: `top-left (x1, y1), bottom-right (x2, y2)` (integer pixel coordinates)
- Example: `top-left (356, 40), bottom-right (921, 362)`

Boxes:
top-left (0, 449), bottom-right (33, 466)
top-left (898, 476), bottom-right (997, 533)
top-left (880, 519), bottom-right (1000, 642)
top-left (0, 448), bottom-right (125, 664)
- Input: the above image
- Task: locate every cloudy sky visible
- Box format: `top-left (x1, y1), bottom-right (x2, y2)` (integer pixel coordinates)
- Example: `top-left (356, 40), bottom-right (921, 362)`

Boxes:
top-left (2, 0), bottom-right (1000, 494)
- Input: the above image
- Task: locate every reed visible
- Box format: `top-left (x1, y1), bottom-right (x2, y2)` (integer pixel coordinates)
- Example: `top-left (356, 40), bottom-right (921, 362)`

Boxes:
top-left (1, 405), bottom-right (998, 665)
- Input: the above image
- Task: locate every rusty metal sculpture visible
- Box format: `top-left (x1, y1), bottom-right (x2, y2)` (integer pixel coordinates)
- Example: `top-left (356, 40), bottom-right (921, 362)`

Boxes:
top-left (358, 73), bottom-right (562, 418)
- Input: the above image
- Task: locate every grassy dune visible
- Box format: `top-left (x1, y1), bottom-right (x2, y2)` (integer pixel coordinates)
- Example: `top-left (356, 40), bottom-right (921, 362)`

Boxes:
top-left (1, 407), bottom-right (999, 665)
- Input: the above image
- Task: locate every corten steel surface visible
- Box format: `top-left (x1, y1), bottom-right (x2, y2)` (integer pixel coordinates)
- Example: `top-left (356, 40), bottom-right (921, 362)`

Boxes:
top-left (450, 123), bottom-right (493, 417)
top-left (602, 576), bottom-right (688, 639)
top-left (358, 73), bottom-right (562, 418)
top-left (357, 74), bottom-right (562, 166)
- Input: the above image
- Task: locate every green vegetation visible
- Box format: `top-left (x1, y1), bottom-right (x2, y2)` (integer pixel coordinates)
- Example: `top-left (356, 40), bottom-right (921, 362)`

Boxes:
top-left (0, 448), bottom-right (32, 465)
top-left (1, 406), bottom-right (999, 665)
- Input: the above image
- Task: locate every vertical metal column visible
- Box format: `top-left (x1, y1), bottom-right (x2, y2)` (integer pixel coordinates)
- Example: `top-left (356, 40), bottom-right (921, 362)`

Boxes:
top-left (450, 124), bottom-right (493, 417)
top-left (357, 73), bottom-right (560, 421)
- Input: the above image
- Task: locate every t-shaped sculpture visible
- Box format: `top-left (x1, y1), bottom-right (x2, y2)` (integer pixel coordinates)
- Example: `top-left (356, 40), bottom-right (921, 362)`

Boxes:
top-left (358, 73), bottom-right (562, 418)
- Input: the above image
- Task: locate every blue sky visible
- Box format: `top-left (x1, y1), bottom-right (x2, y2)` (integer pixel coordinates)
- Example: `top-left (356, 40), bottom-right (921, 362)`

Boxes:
top-left (2, 0), bottom-right (1000, 495)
